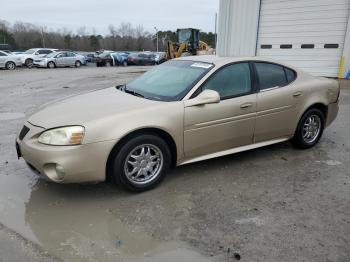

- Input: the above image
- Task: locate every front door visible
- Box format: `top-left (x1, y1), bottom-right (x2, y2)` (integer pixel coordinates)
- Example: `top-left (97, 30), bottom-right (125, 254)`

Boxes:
top-left (56, 52), bottom-right (68, 66)
top-left (184, 62), bottom-right (257, 159)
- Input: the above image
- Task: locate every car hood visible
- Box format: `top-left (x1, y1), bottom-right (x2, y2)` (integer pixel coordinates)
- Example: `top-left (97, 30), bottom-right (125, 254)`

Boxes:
top-left (28, 87), bottom-right (161, 129)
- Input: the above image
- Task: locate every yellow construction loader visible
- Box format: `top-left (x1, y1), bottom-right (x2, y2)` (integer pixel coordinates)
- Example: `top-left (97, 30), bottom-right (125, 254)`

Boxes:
top-left (166, 28), bottom-right (213, 59)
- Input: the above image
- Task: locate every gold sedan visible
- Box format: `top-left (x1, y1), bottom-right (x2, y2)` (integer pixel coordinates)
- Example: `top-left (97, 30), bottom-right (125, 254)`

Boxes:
top-left (16, 56), bottom-right (340, 191)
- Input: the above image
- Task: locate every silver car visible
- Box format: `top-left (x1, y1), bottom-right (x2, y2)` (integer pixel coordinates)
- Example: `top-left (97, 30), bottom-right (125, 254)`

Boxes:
top-left (0, 51), bottom-right (22, 70)
top-left (34, 51), bottom-right (83, 68)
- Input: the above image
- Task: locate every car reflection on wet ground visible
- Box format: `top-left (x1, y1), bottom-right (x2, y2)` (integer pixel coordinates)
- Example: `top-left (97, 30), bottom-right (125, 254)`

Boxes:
top-left (0, 66), bottom-right (349, 261)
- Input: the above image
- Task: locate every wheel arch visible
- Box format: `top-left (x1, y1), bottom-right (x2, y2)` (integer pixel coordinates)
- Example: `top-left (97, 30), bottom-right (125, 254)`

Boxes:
top-left (105, 127), bottom-right (177, 182)
top-left (293, 102), bottom-right (328, 136)
top-left (5, 60), bottom-right (16, 69)
top-left (47, 61), bottom-right (56, 68)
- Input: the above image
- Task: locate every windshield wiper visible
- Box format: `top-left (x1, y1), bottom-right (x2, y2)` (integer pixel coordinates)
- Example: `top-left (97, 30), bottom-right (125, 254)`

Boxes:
top-left (123, 86), bottom-right (145, 98)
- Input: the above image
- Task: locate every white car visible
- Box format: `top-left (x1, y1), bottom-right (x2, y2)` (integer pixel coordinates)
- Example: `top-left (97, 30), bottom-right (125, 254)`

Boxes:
top-left (0, 51), bottom-right (22, 70)
top-left (16, 48), bottom-right (57, 68)
top-left (34, 51), bottom-right (83, 68)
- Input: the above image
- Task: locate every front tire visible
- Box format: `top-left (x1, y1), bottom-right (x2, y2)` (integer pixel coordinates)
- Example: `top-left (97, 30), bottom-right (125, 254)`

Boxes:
top-left (292, 108), bottom-right (325, 149)
top-left (47, 61), bottom-right (56, 69)
top-left (111, 135), bottom-right (171, 192)
top-left (75, 61), bottom-right (81, 68)
top-left (25, 59), bottom-right (34, 68)
top-left (5, 61), bottom-right (16, 70)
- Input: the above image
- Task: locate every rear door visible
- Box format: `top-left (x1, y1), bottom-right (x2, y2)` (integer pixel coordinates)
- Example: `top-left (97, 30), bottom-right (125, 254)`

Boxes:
top-left (184, 62), bottom-right (257, 158)
top-left (67, 52), bottom-right (76, 66)
top-left (253, 62), bottom-right (301, 142)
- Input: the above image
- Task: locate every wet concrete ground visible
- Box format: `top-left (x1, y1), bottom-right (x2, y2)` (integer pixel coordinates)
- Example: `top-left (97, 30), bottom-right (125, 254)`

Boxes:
top-left (0, 65), bottom-right (349, 261)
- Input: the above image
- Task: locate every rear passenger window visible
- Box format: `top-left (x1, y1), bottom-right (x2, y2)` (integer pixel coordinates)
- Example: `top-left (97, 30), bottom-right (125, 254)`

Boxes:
top-left (255, 63), bottom-right (287, 90)
top-left (202, 63), bottom-right (251, 98)
top-left (38, 50), bottom-right (51, 54)
top-left (285, 68), bottom-right (296, 83)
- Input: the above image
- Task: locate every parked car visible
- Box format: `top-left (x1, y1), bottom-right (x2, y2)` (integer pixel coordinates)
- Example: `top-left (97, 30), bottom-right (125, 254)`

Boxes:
top-left (84, 53), bottom-right (95, 63)
top-left (0, 50), bottom-right (22, 70)
top-left (127, 52), bottom-right (157, 65)
top-left (54, 50), bottom-right (87, 65)
top-left (95, 52), bottom-right (114, 67)
top-left (111, 52), bottom-right (129, 66)
top-left (154, 52), bottom-right (167, 64)
top-left (16, 48), bottom-right (57, 68)
top-left (33, 51), bottom-right (83, 68)
top-left (16, 56), bottom-right (339, 192)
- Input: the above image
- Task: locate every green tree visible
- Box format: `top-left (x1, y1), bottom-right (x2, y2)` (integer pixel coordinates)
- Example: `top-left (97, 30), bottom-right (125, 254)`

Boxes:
top-left (0, 28), bottom-right (16, 49)
top-left (89, 35), bottom-right (100, 51)
top-left (64, 35), bottom-right (72, 49)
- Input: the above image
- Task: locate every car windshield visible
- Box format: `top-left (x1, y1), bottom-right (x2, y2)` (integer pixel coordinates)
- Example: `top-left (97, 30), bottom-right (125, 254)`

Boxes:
top-left (126, 60), bottom-right (213, 101)
top-left (24, 49), bottom-right (36, 54)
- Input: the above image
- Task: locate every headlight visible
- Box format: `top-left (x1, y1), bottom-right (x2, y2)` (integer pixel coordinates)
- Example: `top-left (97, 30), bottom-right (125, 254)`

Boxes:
top-left (38, 126), bottom-right (85, 146)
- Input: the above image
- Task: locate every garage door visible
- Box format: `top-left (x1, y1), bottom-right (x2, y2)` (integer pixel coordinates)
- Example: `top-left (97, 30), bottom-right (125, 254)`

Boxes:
top-left (257, 0), bottom-right (350, 76)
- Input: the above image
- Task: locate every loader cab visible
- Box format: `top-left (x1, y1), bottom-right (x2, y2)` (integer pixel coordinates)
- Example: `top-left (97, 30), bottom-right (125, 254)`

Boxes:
top-left (177, 28), bottom-right (200, 55)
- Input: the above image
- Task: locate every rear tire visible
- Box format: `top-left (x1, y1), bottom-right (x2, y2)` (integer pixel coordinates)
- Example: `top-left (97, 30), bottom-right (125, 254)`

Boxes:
top-left (5, 61), bottom-right (16, 70)
top-left (292, 108), bottom-right (325, 149)
top-left (122, 60), bottom-right (127, 67)
top-left (110, 134), bottom-right (171, 192)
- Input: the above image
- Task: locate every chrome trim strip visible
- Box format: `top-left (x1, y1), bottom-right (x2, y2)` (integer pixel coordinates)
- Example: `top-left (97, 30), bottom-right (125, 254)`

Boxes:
top-left (178, 137), bottom-right (290, 166)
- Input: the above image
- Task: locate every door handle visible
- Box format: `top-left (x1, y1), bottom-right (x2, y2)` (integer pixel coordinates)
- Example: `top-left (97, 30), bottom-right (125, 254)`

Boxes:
top-left (293, 91), bottom-right (302, 97)
top-left (240, 103), bottom-right (253, 109)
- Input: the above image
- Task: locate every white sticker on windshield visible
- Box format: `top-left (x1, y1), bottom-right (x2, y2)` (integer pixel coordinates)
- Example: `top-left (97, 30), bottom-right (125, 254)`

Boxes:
top-left (190, 63), bottom-right (213, 69)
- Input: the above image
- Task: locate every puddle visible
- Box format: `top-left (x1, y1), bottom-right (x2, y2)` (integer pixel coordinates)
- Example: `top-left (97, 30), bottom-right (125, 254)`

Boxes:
top-left (0, 165), bottom-right (213, 262)
top-left (315, 160), bottom-right (342, 166)
top-left (0, 112), bottom-right (25, 121)
top-left (235, 216), bottom-right (266, 226)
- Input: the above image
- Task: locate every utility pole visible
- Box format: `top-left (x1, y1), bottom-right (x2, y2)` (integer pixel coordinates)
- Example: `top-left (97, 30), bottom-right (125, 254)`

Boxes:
top-left (154, 27), bottom-right (159, 52)
top-left (214, 12), bottom-right (218, 50)
top-left (41, 27), bottom-right (45, 48)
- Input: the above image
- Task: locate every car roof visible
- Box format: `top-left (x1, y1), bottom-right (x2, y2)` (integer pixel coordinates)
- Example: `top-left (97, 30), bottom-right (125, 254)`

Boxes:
top-left (175, 55), bottom-right (297, 70)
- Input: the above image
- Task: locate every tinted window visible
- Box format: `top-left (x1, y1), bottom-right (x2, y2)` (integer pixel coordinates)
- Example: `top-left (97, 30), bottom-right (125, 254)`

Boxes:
top-left (38, 50), bottom-right (52, 54)
top-left (255, 63), bottom-right (287, 90)
top-left (202, 63), bottom-right (251, 98)
top-left (0, 52), bottom-right (6, 56)
top-left (285, 68), bottom-right (296, 83)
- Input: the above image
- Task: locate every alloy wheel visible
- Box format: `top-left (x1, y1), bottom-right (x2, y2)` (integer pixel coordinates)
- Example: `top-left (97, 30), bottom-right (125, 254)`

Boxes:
top-left (302, 114), bottom-right (321, 143)
top-left (124, 144), bottom-right (163, 185)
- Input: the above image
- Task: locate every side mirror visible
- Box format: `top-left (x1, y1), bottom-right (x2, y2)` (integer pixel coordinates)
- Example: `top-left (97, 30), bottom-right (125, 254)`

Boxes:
top-left (185, 89), bottom-right (220, 107)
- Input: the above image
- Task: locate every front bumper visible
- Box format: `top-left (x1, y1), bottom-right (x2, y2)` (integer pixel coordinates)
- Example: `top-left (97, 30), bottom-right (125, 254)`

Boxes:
top-left (16, 122), bottom-right (117, 183)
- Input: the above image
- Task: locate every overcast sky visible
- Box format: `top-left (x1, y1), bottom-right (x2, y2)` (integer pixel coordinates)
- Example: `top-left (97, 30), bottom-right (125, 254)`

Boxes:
top-left (1, 0), bottom-right (219, 35)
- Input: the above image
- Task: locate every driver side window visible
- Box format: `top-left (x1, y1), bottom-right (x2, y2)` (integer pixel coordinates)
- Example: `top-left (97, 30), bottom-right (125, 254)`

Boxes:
top-left (202, 63), bottom-right (252, 99)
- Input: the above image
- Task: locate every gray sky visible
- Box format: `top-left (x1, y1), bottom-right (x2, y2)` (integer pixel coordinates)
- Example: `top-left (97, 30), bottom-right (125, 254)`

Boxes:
top-left (2, 0), bottom-right (219, 35)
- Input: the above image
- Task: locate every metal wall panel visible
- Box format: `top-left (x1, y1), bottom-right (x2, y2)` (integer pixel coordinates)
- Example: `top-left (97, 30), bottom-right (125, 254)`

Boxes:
top-left (257, 0), bottom-right (350, 76)
top-left (217, 0), bottom-right (261, 57)
top-left (342, 14), bottom-right (350, 79)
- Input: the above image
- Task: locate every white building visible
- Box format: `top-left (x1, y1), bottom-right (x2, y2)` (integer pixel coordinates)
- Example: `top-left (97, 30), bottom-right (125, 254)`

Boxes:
top-left (217, 0), bottom-right (350, 78)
